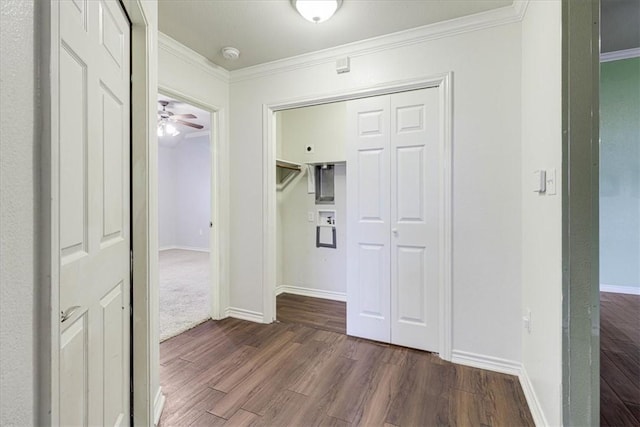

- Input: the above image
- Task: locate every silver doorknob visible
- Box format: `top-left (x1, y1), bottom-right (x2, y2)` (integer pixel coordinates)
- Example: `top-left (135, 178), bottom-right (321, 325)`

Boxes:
top-left (61, 306), bottom-right (81, 323)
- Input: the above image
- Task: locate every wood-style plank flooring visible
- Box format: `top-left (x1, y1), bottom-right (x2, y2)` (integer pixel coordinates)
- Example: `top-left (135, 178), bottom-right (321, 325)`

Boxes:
top-left (159, 294), bottom-right (534, 426)
top-left (600, 292), bottom-right (640, 426)
top-left (276, 293), bottom-right (346, 334)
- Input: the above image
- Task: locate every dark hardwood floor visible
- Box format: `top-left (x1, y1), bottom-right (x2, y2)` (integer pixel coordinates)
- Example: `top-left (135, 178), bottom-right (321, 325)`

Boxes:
top-left (159, 294), bottom-right (534, 426)
top-left (600, 292), bottom-right (640, 427)
top-left (276, 293), bottom-right (346, 334)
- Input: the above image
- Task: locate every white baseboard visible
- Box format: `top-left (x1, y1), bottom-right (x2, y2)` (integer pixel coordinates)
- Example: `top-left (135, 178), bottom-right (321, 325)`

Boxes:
top-left (276, 285), bottom-right (347, 302)
top-left (225, 307), bottom-right (265, 323)
top-left (519, 366), bottom-right (547, 427)
top-left (159, 245), bottom-right (210, 253)
top-left (451, 350), bottom-right (521, 376)
top-left (600, 284), bottom-right (640, 295)
top-left (153, 387), bottom-right (166, 426)
top-left (450, 350), bottom-right (548, 427)
top-left (600, 47), bottom-right (640, 62)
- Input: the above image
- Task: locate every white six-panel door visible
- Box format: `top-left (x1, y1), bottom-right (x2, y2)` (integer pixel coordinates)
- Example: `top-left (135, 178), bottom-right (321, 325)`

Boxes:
top-left (390, 89), bottom-right (440, 352)
top-left (346, 95), bottom-right (392, 342)
top-left (57, 0), bottom-right (131, 425)
top-left (347, 88), bottom-right (440, 352)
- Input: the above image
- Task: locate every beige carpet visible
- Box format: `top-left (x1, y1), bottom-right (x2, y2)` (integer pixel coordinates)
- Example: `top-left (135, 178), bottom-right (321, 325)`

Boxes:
top-left (159, 249), bottom-right (210, 341)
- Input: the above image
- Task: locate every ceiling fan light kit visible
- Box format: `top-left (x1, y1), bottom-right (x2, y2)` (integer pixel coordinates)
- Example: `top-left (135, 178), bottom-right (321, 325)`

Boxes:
top-left (157, 99), bottom-right (204, 138)
top-left (158, 122), bottom-right (179, 137)
top-left (292, 0), bottom-right (342, 24)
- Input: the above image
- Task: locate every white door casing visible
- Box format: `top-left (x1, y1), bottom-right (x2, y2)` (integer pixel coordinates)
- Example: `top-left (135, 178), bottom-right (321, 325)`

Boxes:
top-left (157, 86), bottom-right (225, 321)
top-left (57, 0), bottom-right (131, 425)
top-left (346, 88), bottom-right (441, 352)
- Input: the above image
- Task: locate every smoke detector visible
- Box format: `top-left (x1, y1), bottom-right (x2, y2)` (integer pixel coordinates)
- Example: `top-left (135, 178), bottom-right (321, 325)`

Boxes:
top-left (221, 47), bottom-right (240, 60)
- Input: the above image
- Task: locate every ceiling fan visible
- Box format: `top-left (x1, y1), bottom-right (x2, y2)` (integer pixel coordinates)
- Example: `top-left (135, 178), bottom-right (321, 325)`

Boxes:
top-left (157, 100), bottom-right (204, 136)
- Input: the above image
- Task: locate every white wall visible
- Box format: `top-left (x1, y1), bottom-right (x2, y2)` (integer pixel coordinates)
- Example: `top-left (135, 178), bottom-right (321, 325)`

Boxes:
top-left (158, 145), bottom-right (177, 248)
top-left (520, 0), bottom-right (563, 425)
top-left (158, 137), bottom-right (211, 251)
top-left (278, 165), bottom-right (347, 296)
top-left (279, 102), bottom-right (347, 164)
top-left (0, 1), bottom-right (37, 425)
top-left (229, 18), bottom-right (523, 364)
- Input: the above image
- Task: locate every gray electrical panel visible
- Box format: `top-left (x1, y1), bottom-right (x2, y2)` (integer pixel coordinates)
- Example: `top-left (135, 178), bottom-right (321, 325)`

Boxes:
top-left (315, 164), bottom-right (335, 204)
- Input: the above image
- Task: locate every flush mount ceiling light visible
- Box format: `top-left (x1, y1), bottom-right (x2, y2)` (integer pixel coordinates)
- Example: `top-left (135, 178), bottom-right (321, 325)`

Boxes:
top-left (292, 0), bottom-right (343, 23)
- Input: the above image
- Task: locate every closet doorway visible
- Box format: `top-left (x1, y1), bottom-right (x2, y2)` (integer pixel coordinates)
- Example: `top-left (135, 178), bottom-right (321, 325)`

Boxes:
top-left (275, 102), bottom-right (348, 334)
top-left (157, 94), bottom-right (213, 341)
top-left (267, 75), bottom-right (452, 358)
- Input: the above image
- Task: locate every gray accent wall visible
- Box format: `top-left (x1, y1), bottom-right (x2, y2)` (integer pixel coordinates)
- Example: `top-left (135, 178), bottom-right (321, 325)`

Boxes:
top-left (600, 57), bottom-right (640, 291)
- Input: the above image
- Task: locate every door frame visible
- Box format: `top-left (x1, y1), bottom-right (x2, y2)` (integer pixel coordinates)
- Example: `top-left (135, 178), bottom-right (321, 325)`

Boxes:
top-left (262, 73), bottom-right (453, 360)
top-left (561, 0), bottom-right (600, 424)
top-left (39, 0), bottom-right (156, 425)
top-left (157, 86), bottom-right (225, 321)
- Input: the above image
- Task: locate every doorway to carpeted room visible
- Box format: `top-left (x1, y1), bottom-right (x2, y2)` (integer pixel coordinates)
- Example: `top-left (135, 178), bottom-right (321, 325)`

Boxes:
top-left (157, 93), bottom-right (213, 341)
top-left (158, 249), bottom-right (210, 341)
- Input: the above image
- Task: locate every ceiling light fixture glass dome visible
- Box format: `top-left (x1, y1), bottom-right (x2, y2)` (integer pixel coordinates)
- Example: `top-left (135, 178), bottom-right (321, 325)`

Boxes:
top-left (292, 0), bottom-right (342, 24)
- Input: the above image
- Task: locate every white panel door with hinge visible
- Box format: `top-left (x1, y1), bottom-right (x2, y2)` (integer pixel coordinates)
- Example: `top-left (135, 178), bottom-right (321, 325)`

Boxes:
top-left (57, 0), bottom-right (131, 425)
top-left (346, 88), bottom-right (440, 352)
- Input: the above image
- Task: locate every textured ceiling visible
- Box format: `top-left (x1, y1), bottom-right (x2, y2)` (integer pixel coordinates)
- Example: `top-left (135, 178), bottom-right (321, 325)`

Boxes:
top-left (158, 0), bottom-right (514, 71)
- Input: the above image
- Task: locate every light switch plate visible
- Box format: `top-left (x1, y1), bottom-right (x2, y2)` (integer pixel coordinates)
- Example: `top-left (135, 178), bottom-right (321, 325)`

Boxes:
top-left (532, 170), bottom-right (546, 193)
top-left (546, 168), bottom-right (557, 195)
top-left (307, 212), bottom-right (314, 222)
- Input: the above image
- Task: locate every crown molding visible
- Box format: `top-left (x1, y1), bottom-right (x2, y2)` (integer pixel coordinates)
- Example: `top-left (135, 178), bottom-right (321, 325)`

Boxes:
top-left (158, 32), bottom-right (230, 82)
top-left (600, 47), bottom-right (640, 63)
top-left (230, 1), bottom-right (529, 83)
top-left (512, 0), bottom-right (529, 20)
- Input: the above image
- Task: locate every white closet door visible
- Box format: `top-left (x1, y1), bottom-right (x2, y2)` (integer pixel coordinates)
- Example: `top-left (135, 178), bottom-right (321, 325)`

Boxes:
top-left (57, 0), bottom-right (131, 425)
top-left (390, 88), bottom-right (440, 352)
top-left (346, 88), bottom-right (441, 352)
top-left (346, 95), bottom-right (391, 342)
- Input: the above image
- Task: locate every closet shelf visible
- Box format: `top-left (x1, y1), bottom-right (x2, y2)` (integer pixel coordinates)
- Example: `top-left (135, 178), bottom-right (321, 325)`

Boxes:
top-left (276, 158), bottom-right (302, 191)
top-left (276, 158), bottom-right (302, 171)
